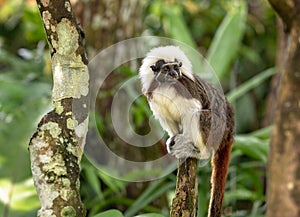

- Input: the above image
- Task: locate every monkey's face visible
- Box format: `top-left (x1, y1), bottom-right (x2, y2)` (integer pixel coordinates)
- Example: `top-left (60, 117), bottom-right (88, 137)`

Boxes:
top-left (150, 59), bottom-right (182, 83)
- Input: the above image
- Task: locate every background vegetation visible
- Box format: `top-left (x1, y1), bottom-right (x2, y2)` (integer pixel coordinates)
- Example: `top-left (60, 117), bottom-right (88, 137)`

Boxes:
top-left (0, 0), bottom-right (276, 216)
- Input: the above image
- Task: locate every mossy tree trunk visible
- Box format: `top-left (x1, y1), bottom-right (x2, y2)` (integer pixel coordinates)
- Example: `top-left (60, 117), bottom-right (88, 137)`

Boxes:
top-left (29, 0), bottom-right (89, 216)
top-left (170, 158), bottom-right (198, 217)
top-left (267, 1), bottom-right (300, 217)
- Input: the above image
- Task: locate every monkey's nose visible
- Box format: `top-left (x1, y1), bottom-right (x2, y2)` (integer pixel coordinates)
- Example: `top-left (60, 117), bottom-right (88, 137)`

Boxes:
top-left (167, 70), bottom-right (179, 79)
top-left (168, 70), bottom-right (177, 77)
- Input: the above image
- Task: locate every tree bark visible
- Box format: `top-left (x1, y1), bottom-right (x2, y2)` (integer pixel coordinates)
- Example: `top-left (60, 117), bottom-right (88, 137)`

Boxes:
top-left (267, 1), bottom-right (300, 217)
top-left (73, 0), bottom-right (143, 51)
top-left (263, 18), bottom-right (286, 126)
top-left (170, 158), bottom-right (198, 217)
top-left (29, 0), bottom-right (88, 216)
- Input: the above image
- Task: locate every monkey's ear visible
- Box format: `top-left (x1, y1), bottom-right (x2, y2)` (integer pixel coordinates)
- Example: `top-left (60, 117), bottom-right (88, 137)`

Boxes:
top-left (174, 58), bottom-right (182, 67)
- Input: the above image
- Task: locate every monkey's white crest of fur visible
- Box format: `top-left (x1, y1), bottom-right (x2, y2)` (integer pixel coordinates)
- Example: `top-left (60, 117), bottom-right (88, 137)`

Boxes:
top-left (139, 46), bottom-right (194, 93)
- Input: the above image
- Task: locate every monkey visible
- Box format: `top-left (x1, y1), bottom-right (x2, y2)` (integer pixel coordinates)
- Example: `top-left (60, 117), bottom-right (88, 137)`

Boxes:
top-left (139, 46), bottom-right (234, 217)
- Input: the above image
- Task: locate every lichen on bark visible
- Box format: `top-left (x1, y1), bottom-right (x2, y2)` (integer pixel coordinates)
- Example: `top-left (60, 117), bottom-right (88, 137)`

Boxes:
top-left (30, 99), bottom-right (86, 217)
top-left (29, 0), bottom-right (88, 216)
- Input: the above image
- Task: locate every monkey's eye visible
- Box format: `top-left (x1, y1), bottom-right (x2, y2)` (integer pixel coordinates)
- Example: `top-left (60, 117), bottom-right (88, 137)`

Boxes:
top-left (163, 66), bottom-right (170, 72)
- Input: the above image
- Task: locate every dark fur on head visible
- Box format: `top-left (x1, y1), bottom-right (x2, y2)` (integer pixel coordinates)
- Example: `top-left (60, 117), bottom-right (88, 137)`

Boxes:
top-left (150, 59), bottom-right (166, 74)
top-left (150, 59), bottom-right (183, 82)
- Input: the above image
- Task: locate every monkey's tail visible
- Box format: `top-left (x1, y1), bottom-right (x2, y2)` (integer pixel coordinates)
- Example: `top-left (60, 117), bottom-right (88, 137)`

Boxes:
top-left (208, 139), bottom-right (233, 217)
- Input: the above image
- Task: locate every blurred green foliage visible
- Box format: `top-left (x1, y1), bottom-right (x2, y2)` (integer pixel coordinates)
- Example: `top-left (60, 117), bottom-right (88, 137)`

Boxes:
top-left (0, 0), bottom-right (276, 217)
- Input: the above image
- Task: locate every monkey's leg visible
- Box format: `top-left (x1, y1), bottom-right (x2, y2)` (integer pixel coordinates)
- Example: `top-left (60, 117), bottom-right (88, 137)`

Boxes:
top-left (208, 140), bottom-right (233, 217)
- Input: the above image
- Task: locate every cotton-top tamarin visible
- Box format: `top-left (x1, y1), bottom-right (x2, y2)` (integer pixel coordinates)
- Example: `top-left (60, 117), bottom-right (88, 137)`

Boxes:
top-left (139, 46), bottom-right (234, 217)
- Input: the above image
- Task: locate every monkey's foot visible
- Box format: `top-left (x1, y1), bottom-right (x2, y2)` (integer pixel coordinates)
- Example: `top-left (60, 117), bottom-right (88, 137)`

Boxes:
top-left (166, 135), bottom-right (201, 159)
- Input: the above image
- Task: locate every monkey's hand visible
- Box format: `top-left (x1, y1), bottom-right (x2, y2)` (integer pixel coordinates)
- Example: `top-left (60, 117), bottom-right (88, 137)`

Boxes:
top-left (166, 134), bottom-right (201, 159)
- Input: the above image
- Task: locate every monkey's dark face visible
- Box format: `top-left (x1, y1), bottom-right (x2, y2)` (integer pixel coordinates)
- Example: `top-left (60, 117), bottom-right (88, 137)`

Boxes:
top-left (150, 59), bottom-right (182, 83)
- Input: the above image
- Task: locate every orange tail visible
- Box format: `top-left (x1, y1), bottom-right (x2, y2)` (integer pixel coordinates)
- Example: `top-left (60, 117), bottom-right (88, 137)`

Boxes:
top-left (208, 140), bottom-right (233, 217)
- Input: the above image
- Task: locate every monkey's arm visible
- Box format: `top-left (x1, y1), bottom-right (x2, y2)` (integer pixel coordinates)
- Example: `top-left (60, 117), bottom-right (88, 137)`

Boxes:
top-left (166, 110), bottom-right (210, 159)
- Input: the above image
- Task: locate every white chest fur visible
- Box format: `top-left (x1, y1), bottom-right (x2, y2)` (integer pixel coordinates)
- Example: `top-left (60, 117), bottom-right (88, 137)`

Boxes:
top-left (148, 85), bottom-right (202, 137)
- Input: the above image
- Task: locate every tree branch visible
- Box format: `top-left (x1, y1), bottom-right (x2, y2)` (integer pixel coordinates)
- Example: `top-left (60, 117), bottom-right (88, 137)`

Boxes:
top-left (170, 158), bottom-right (198, 217)
top-left (29, 0), bottom-right (89, 216)
top-left (267, 1), bottom-right (300, 216)
top-left (268, 0), bottom-right (298, 31)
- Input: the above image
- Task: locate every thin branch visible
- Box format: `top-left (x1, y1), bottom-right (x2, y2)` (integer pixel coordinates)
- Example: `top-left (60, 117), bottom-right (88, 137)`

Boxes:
top-left (170, 158), bottom-right (198, 217)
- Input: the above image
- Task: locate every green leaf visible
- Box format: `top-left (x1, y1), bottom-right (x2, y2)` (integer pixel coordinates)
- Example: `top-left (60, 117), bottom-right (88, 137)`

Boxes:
top-left (92, 209), bottom-right (124, 217)
top-left (96, 169), bottom-right (126, 194)
top-left (0, 178), bottom-right (40, 211)
top-left (0, 77), bottom-right (50, 216)
top-left (135, 214), bottom-right (166, 217)
top-left (233, 93), bottom-right (256, 133)
top-left (23, 6), bottom-right (46, 42)
top-left (84, 165), bottom-right (102, 197)
top-left (250, 126), bottom-right (272, 140)
top-left (225, 189), bottom-right (259, 201)
top-left (250, 201), bottom-right (265, 217)
top-left (207, 1), bottom-right (247, 79)
top-left (161, 4), bottom-right (202, 71)
top-left (162, 4), bottom-right (197, 50)
top-left (226, 68), bottom-right (275, 103)
top-left (124, 178), bottom-right (174, 217)
top-left (0, 80), bottom-right (51, 181)
top-left (234, 135), bottom-right (269, 163)
top-left (0, 0), bottom-right (23, 22)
